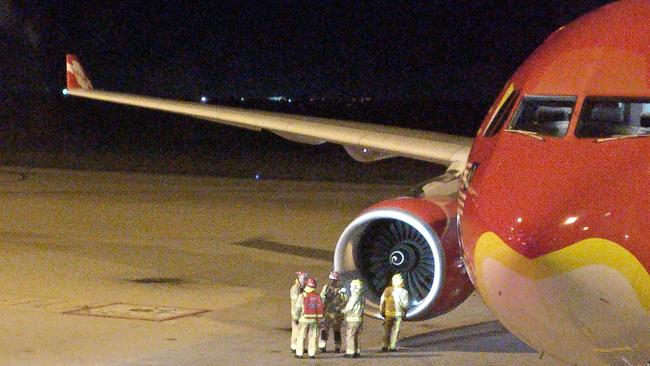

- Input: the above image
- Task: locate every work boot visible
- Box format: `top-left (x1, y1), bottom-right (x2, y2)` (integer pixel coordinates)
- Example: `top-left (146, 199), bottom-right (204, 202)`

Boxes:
top-left (319, 347), bottom-right (326, 353)
top-left (353, 353), bottom-right (360, 358)
top-left (381, 347), bottom-right (388, 352)
top-left (334, 347), bottom-right (341, 353)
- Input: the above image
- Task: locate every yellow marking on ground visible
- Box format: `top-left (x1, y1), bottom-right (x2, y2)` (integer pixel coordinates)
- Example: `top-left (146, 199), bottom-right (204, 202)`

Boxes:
top-left (474, 232), bottom-right (650, 310)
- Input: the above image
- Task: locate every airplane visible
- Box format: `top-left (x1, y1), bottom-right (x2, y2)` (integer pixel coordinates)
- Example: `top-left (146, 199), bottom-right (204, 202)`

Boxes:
top-left (63, 1), bottom-right (649, 365)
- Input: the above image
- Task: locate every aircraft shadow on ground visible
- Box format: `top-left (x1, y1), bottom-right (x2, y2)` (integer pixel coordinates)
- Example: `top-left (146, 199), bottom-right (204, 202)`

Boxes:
top-left (233, 238), bottom-right (334, 261)
top-left (399, 320), bottom-right (536, 354)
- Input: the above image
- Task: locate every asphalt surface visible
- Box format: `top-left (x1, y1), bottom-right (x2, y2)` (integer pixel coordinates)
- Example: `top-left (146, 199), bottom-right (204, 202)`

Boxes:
top-left (0, 167), bottom-right (561, 365)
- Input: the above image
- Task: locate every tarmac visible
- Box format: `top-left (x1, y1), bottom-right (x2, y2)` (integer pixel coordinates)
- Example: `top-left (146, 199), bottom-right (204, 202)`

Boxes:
top-left (0, 166), bottom-right (562, 365)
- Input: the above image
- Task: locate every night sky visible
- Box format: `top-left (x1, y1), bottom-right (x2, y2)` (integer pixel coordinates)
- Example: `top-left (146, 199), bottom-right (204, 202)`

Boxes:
top-left (7, 1), bottom-right (612, 102)
top-left (0, 1), bottom-right (615, 180)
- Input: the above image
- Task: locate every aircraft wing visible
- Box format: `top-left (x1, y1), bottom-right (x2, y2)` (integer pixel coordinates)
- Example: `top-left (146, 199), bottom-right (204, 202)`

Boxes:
top-left (65, 54), bottom-right (473, 168)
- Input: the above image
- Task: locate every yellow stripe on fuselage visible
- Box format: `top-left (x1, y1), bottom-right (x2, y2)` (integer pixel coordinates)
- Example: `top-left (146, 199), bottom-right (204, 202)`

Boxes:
top-left (474, 232), bottom-right (650, 310)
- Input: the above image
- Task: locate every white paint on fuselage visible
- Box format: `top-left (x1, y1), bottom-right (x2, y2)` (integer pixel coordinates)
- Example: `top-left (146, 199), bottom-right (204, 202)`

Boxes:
top-left (481, 259), bottom-right (650, 365)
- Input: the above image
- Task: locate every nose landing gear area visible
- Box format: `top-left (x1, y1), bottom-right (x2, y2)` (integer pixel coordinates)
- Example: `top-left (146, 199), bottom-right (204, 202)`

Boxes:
top-left (0, 168), bottom-right (557, 365)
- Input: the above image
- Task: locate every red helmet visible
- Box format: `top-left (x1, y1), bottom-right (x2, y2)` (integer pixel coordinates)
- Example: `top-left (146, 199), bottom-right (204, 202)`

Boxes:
top-left (306, 277), bottom-right (317, 288)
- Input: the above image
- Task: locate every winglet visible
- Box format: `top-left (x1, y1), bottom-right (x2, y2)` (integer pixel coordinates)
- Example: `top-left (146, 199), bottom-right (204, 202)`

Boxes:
top-left (66, 54), bottom-right (93, 90)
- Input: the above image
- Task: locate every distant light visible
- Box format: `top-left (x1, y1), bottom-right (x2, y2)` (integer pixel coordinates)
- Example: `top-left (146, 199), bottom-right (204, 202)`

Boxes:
top-left (268, 96), bottom-right (284, 102)
top-left (582, 226), bottom-right (589, 231)
top-left (564, 216), bottom-right (578, 225)
top-left (624, 234), bottom-right (630, 240)
top-left (200, 96), bottom-right (208, 103)
top-left (604, 212), bottom-right (612, 217)
top-left (362, 148), bottom-right (368, 153)
top-left (255, 173), bottom-right (261, 180)
top-left (62, 88), bottom-right (69, 96)
top-left (240, 97), bottom-right (245, 102)
top-left (288, 98), bottom-right (292, 103)
top-left (516, 217), bottom-right (523, 224)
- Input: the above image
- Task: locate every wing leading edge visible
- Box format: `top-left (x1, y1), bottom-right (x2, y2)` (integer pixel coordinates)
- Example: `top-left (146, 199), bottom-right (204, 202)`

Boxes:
top-left (65, 54), bottom-right (472, 167)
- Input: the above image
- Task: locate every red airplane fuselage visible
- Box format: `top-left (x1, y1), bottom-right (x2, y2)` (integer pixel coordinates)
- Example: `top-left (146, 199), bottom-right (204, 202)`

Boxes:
top-left (460, 1), bottom-right (650, 364)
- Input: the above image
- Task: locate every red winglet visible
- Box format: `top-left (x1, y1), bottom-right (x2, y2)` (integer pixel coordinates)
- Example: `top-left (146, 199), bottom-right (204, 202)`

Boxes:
top-left (66, 54), bottom-right (93, 90)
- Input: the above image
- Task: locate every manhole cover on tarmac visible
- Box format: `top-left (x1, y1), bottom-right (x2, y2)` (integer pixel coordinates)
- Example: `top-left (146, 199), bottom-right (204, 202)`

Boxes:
top-left (64, 303), bottom-right (209, 321)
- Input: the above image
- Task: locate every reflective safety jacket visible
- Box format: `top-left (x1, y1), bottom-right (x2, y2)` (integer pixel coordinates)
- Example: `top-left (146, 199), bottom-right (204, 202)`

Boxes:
top-left (294, 292), bottom-right (324, 323)
top-left (380, 286), bottom-right (409, 318)
top-left (290, 282), bottom-right (301, 320)
top-left (320, 283), bottom-right (345, 315)
top-left (341, 287), bottom-right (365, 322)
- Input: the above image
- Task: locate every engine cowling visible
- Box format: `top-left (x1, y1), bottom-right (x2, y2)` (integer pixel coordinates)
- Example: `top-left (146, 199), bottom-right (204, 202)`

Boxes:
top-left (334, 197), bottom-right (474, 321)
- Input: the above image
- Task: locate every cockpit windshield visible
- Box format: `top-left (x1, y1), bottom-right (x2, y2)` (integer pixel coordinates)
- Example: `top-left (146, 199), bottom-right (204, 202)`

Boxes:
top-left (576, 98), bottom-right (650, 138)
top-left (508, 95), bottom-right (575, 137)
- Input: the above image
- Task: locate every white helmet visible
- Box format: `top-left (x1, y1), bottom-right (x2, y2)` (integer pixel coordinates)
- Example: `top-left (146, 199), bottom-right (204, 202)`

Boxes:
top-left (391, 273), bottom-right (404, 288)
top-left (350, 279), bottom-right (363, 292)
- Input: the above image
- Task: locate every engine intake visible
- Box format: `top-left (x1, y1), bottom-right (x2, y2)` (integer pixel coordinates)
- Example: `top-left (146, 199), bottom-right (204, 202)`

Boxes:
top-left (334, 197), bottom-right (474, 321)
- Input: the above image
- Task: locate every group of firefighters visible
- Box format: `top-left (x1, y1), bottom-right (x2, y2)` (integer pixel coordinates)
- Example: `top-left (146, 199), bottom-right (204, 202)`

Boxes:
top-left (290, 270), bottom-right (410, 359)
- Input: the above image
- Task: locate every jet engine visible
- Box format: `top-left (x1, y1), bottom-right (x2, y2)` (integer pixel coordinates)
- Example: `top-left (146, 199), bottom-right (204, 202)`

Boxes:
top-left (334, 197), bottom-right (474, 320)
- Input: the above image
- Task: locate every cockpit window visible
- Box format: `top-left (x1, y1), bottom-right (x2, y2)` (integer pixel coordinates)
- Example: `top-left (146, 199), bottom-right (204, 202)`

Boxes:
top-left (484, 84), bottom-right (518, 137)
top-left (576, 98), bottom-right (650, 138)
top-left (508, 95), bottom-right (575, 137)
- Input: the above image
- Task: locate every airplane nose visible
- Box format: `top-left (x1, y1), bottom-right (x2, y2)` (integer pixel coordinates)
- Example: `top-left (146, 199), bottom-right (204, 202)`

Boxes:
top-left (488, 213), bottom-right (556, 260)
top-left (494, 213), bottom-right (593, 259)
top-left (492, 209), bottom-right (631, 260)
top-left (503, 229), bottom-right (540, 258)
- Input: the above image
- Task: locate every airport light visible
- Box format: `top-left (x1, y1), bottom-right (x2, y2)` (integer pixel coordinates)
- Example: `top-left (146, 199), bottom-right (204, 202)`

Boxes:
top-left (200, 96), bottom-right (208, 103)
top-left (268, 96), bottom-right (293, 103)
top-left (62, 88), bottom-right (69, 96)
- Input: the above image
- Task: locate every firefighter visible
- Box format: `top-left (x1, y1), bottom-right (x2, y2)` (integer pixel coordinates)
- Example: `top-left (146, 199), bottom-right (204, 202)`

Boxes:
top-left (379, 273), bottom-right (409, 352)
top-left (290, 271), bottom-right (309, 354)
top-left (318, 271), bottom-right (345, 353)
top-left (293, 277), bottom-right (324, 359)
top-left (341, 278), bottom-right (365, 358)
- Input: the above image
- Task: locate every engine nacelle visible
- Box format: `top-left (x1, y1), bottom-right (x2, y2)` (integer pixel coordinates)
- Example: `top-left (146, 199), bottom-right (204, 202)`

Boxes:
top-left (334, 197), bottom-right (474, 321)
